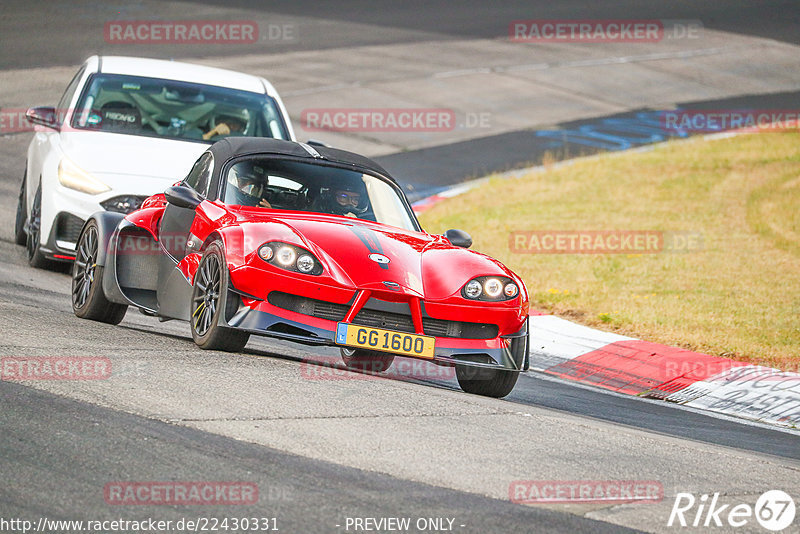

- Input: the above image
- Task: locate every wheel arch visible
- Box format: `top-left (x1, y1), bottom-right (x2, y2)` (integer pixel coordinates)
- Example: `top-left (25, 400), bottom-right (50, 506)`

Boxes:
top-left (201, 230), bottom-right (225, 252)
top-left (84, 211), bottom-right (127, 267)
top-left (204, 226), bottom-right (248, 269)
top-left (79, 212), bottom-right (144, 309)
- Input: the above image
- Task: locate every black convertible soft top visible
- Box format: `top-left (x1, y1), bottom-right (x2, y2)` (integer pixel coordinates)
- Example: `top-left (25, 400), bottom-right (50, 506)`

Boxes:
top-left (207, 138), bottom-right (395, 185)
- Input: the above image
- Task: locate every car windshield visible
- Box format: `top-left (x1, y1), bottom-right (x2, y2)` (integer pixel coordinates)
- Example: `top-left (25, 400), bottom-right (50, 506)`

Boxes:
top-left (70, 73), bottom-right (289, 143)
top-left (222, 158), bottom-right (419, 231)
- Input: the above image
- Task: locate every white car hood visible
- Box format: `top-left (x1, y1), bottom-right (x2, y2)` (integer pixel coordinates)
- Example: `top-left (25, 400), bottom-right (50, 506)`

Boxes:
top-left (60, 131), bottom-right (209, 185)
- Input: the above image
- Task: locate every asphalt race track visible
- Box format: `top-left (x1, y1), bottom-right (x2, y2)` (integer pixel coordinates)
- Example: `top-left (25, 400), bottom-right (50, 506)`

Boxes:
top-left (2, 382), bottom-right (635, 534)
top-left (2, 0), bottom-right (799, 70)
top-left (1, 2), bottom-right (799, 533)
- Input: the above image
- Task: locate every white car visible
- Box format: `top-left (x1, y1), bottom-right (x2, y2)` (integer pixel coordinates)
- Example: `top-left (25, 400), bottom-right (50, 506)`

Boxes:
top-left (17, 55), bottom-right (296, 268)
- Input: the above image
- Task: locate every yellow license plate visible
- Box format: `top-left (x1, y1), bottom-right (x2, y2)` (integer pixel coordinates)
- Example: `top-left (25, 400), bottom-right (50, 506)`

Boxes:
top-left (335, 323), bottom-right (435, 359)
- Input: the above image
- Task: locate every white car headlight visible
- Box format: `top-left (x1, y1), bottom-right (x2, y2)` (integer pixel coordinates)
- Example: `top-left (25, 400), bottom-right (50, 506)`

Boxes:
top-left (483, 278), bottom-right (503, 298)
top-left (462, 276), bottom-right (520, 301)
top-left (504, 282), bottom-right (519, 298)
top-left (258, 242), bottom-right (323, 275)
top-left (465, 280), bottom-right (483, 298)
top-left (58, 158), bottom-right (111, 195)
top-left (296, 254), bottom-right (315, 273)
top-left (258, 245), bottom-right (274, 261)
top-left (276, 246), bottom-right (296, 267)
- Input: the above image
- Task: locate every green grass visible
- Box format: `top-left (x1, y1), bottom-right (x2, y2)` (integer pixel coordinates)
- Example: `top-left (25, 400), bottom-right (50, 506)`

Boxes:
top-left (419, 133), bottom-right (800, 370)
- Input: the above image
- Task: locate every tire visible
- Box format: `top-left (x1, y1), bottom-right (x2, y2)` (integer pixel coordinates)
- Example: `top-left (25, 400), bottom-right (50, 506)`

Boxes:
top-left (190, 241), bottom-right (250, 352)
top-left (25, 183), bottom-right (50, 269)
top-left (14, 169), bottom-right (27, 245)
top-left (71, 220), bottom-right (128, 324)
top-left (340, 347), bottom-right (395, 373)
top-left (455, 365), bottom-right (520, 398)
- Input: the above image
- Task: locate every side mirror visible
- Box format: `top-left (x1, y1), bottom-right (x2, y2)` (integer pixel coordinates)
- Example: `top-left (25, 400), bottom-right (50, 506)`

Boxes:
top-left (306, 139), bottom-right (329, 148)
top-left (164, 186), bottom-right (203, 210)
top-left (445, 229), bottom-right (472, 249)
top-left (25, 106), bottom-right (59, 129)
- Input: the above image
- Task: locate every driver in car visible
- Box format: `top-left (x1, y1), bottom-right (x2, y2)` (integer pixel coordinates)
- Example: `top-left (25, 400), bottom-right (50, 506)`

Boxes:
top-left (203, 112), bottom-right (247, 141)
top-left (226, 168), bottom-right (272, 208)
top-left (316, 181), bottom-right (369, 218)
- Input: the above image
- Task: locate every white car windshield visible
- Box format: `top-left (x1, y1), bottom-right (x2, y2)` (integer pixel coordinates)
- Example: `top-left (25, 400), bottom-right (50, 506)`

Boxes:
top-left (222, 158), bottom-right (419, 231)
top-left (71, 73), bottom-right (289, 143)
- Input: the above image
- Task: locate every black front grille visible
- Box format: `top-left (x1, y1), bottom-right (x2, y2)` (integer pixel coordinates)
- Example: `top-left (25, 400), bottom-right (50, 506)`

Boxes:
top-left (267, 292), bottom-right (348, 321)
top-left (55, 213), bottom-right (85, 245)
top-left (117, 231), bottom-right (159, 291)
top-left (422, 317), bottom-right (499, 339)
top-left (267, 292), bottom-right (499, 339)
top-left (353, 308), bottom-right (415, 332)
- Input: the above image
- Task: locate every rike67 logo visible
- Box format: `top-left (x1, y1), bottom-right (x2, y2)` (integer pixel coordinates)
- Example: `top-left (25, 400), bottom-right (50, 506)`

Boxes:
top-left (668, 490), bottom-right (796, 531)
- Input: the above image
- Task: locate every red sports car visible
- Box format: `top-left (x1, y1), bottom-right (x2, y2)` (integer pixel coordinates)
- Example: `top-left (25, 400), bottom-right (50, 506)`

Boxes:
top-left (71, 138), bottom-right (529, 397)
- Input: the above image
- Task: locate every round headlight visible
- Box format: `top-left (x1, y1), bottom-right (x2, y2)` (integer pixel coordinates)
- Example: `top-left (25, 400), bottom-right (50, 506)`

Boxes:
top-left (465, 280), bottom-right (482, 298)
top-left (258, 245), bottom-right (274, 261)
top-left (296, 254), bottom-right (315, 273)
top-left (504, 283), bottom-right (519, 298)
top-left (276, 246), bottom-right (296, 266)
top-left (484, 278), bottom-right (503, 298)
